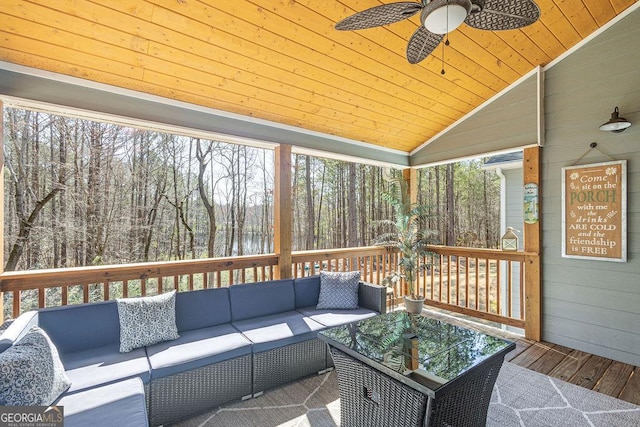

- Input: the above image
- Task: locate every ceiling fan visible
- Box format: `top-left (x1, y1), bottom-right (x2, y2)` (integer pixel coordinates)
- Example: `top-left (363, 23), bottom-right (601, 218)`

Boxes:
top-left (335, 0), bottom-right (541, 65)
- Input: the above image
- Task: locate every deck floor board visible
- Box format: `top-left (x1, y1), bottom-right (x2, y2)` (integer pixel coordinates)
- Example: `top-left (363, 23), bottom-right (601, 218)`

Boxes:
top-left (595, 361), bottom-right (635, 398)
top-left (420, 307), bottom-right (639, 406)
top-left (569, 355), bottom-right (612, 389)
top-left (525, 343), bottom-right (573, 375)
top-left (619, 367), bottom-right (640, 405)
top-left (509, 341), bottom-right (552, 366)
top-left (546, 349), bottom-right (592, 382)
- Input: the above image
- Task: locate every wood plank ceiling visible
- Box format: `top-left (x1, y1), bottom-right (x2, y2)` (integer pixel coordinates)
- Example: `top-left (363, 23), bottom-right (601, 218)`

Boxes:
top-left (0, 0), bottom-right (637, 153)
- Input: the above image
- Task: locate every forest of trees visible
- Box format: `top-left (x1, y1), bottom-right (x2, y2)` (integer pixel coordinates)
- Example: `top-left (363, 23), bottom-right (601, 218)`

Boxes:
top-left (2, 108), bottom-right (503, 272)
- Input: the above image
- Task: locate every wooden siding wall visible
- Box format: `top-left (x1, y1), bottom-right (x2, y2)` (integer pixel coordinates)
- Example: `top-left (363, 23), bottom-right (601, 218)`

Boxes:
top-left (504, 167), bottom-right (524, 322)
top-left (411, 71), bottom-right (539, 165)
top-left (541, 8), bottom-right (640, 366)
top-left (505, 168), bottom-right (525, 249)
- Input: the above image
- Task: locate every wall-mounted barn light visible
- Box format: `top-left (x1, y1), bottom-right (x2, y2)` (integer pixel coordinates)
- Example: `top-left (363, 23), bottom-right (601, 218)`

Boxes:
top-left (599, 107), bottom-right (631, 133)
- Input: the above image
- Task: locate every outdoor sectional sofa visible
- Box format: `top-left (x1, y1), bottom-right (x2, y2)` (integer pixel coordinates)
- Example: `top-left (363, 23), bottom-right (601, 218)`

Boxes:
top-left (0, 274), bottom-right (386, 426)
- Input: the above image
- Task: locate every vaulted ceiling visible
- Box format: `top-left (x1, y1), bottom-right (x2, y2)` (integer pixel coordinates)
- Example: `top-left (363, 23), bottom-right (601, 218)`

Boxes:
top-left (0, 0), bottom-right (637, 154)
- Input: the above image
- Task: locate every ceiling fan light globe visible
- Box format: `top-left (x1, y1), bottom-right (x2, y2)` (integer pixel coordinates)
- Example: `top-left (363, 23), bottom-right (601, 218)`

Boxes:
top-left (422, 0), bottom-right (471, 34)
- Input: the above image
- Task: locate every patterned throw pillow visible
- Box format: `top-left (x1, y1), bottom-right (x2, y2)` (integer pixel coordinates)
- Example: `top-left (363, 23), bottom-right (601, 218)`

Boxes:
top-left (117, 291), bottom-right (180, 353)
top-left (0, 326), bottom-right (72, 406)
top-left (316, 271), bottom-right (361, 310)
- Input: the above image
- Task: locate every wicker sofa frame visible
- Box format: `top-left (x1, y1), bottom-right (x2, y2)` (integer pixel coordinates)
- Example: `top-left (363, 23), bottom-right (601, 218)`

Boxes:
top-left (1, 278), bottom-right (386, 426)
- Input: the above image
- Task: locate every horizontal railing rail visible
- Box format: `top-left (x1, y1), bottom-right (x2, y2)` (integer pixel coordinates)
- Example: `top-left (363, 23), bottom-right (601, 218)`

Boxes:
top-left (1, 245), bottom-right (531, 331)
top-left (0, 255), bottom-right (279, 318)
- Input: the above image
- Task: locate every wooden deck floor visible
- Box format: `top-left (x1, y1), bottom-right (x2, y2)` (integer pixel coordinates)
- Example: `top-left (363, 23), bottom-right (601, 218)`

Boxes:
top-left (420, 307), bottom-right (640, 406)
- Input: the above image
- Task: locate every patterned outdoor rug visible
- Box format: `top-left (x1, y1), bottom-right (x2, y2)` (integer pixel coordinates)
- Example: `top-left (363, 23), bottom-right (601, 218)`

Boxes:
top-left (174, 362), bottom-right (640, 427)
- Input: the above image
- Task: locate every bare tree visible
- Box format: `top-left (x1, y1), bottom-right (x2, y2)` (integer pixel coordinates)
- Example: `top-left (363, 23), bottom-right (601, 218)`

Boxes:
top-left (446, 163), bottom-right (455, 246)
top-left (4, 110), bottom-right (64, 271)
top-left (196, 139), bottom-right (218, 258)
top-left (347, 162), bottom-right (357, 247)
top-left (305, 156), bottom-right (315, 250)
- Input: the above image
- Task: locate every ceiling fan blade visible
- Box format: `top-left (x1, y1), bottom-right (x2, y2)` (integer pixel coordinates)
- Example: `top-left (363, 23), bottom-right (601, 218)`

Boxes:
top-left (335, 2), bottom-right (422, 31)
top-left (465, 0), bottom-right (540, 31)
top-left (406, 26), bottom-right (444, 64)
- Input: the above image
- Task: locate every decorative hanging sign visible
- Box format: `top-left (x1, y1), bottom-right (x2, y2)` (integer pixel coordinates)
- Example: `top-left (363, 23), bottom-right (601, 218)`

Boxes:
top-left (523, 183), bottom-right (539, 224)
top-left (562, 160), bottom-right (626, 262)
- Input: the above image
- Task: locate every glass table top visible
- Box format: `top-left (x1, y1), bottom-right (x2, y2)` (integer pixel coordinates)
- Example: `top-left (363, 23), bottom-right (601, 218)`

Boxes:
top-left (318, 311), bottom-right (514, 392)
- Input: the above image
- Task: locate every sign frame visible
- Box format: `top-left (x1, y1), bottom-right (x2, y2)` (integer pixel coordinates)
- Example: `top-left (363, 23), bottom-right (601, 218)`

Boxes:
top-left (561, 160), bottom-right (627, 262)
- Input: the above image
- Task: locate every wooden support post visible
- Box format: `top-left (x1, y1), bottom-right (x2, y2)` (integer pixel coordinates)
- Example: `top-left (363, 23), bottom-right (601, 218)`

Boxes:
top-left (274, 145), bottom-right (292, 280)
top-left (403, 168), bottom-right (418, 205)
top-left (523, 146), bottom-right (541, 341)
top-left (0, 100), bottom-right (4, 320)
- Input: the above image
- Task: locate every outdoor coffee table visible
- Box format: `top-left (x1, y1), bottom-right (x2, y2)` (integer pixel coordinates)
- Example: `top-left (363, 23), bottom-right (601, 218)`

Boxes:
top-left (318, 311), bottom-right (515, 427)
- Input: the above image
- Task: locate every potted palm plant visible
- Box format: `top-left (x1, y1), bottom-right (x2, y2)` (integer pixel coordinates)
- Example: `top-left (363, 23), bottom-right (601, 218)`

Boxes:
top-left (374, 175), bottom-right (434, 314)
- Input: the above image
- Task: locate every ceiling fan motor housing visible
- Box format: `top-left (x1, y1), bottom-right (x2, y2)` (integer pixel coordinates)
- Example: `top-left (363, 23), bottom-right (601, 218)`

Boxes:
top-left (421, 0), bottom-right (472, 34)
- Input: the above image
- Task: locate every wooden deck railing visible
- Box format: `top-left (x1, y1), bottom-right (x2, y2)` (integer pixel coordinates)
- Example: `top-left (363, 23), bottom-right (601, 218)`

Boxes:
top-left (420, 246), bottom-right (528, 329)
top-left (0, 255), bottom-right (279, 318)
top-left (291, 246), bottom-right (397, 284)
top-left (0, 246), bottom-right (530, 331)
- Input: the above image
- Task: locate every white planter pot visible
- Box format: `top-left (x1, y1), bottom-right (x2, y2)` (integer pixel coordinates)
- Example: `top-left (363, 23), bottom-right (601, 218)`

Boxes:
top-left (403, 296), bottom-right (425, 314)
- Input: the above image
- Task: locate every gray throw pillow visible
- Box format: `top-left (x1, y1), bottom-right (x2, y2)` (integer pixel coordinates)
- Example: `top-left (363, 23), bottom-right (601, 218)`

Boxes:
top-left (117, 291), bottom-right (180, 353)
top-left (0, 326), bottom-right (72, 406)
top-left (316, 271), bottom-right (361, 310)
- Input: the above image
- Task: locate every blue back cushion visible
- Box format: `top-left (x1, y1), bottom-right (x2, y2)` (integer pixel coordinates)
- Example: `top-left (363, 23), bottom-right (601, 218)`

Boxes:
top-left (38, 301), bottom-right (120, 355)
top-left (294, 275), bottom-right (321, 308)
top-left (175, 288), bottom-right (231, 332)
top-left (229, 280), bottom-right (295, 321)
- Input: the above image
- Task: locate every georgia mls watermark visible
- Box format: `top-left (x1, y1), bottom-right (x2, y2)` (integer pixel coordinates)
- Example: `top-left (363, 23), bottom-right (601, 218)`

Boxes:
top-left (0, 406), bottom-right (64, 427)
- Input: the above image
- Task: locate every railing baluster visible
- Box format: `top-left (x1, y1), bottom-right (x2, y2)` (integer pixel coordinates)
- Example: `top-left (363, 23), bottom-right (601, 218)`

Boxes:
top-left (519, 260), bottom-right (525, 320)
top-left (83, 284), bottom-right (89, 304)
top-left (427, 254), bottom-right (431, 300)
top-left (474, 258), bottom-right (479, 310)
top-left (12, 291), bottom-right (20, 318)
top-left (455, 256), bottom-right (460, 306)
top-left (363, 256), bottom-right (368, 282)
top-left (484, 258), bottom-right (489, 313)
top-left (494, 260), bottom-right (500, 315)
top-left (464, 257), bottom-right (469, 309)
top-left (370, 255), bottom-right (375, 283)
top-left (39, 288), bottom-right (45, 309)
top-left (104, 281), bottom-right (110, 301)
top-left (507, 261), bottom-right (513, 318)
top-left (446, 255), bottom-right (451, 304)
